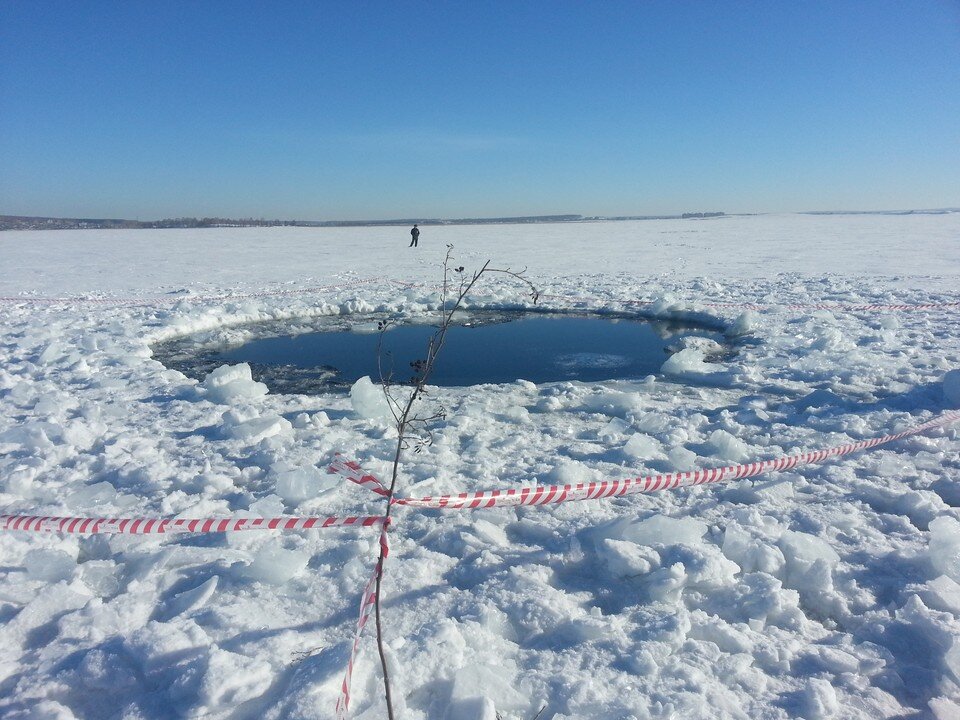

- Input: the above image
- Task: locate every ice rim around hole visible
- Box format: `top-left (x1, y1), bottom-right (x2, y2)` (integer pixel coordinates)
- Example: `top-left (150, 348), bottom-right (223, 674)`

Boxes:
top-left (151, 306), bottom-right (748, 396)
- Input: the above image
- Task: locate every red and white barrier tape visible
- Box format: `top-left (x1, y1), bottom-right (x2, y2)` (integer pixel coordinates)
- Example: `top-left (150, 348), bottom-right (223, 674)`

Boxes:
top-left (336, 521), bottom-right (390, 720)
top-left (329, 455), bottom-right (390, 497)
top-left (393, 410), bottom-right (960, 509)
top-left (538, 294), bottom-right (960, 313)
top-left (701, 300), bottom-right (960, 312)
top-left (0, 514), bottom-right (384, 535)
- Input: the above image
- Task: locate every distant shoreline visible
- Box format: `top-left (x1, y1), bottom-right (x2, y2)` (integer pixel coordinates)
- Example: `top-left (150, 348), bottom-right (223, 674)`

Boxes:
top-left (0, 212), bottom-right (720, 231)
top-left (1, 208), bottom-right (956, 231)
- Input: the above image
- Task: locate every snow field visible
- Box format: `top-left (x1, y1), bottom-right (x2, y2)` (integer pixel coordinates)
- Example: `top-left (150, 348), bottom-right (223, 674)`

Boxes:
top-left (1, 215), bottom-right (959, 719)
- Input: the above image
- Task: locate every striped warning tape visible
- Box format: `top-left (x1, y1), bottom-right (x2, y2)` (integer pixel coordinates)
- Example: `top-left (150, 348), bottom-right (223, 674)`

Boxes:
top-left (392, 410), bottom-right (960, 509)
top-left (700, 300), bottom-right (960, 312)
top-left (538, 294), bottom-right (960, 313)
top-left (329, 455), bottom-right (390, 497)
top-left (336, 520), bottom-right (390, 720)
top-left (0, 514), bottom-right (384, 534)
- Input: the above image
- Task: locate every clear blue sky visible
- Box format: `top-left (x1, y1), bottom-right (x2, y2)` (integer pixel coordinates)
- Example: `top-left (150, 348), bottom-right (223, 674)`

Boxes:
top-left (1, 1), bottom-right (958, 220)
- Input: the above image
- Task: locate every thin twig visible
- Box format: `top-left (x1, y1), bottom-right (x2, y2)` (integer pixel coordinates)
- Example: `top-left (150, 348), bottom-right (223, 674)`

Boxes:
top-left (371, 246), bottom-right (538, 719)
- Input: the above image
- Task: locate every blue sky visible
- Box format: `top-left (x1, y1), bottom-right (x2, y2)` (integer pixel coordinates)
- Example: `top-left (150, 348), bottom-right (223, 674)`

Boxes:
top-left (1, 1), bottom-right (958, 220)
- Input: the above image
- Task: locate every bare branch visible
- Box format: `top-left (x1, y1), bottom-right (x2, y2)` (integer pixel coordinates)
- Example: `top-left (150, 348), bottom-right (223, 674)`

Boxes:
top-left (371, 246), bottom-right (539, 720)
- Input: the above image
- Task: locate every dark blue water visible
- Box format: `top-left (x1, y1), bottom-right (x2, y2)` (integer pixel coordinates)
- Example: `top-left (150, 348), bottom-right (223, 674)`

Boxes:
top-left (213, 314), bottom-right (720, 387)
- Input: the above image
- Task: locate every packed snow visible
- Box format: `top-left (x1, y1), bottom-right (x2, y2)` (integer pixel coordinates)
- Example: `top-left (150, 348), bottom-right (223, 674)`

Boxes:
top-left (1, 213), bottom-right (959, 719)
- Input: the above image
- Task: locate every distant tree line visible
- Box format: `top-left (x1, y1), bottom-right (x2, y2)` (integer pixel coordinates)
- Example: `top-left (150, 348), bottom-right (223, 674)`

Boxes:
top-left (140, 217), bottom-right (297, 229)
top-left (0, 215), bottom-right (299, 231)
top-left (2, 210), bottom-right (737, 231)
top-left (0, 214), bottom-right (589, 231)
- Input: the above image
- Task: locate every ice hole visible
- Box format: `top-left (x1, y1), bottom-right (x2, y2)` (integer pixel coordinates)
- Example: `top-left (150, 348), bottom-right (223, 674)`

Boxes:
top-left (154, 310), bottom-right (734, 393)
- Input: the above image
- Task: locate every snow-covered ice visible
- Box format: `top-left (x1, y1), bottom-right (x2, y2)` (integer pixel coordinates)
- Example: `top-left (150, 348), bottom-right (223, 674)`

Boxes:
top-left (200, 363), bottom-right (269, 404)
top-left (1, 213), bottom-right (959, 719)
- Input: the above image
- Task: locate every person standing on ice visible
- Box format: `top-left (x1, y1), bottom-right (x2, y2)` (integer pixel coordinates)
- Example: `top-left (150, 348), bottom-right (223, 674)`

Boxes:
top-left (409, 223), bottom-right (420, 247)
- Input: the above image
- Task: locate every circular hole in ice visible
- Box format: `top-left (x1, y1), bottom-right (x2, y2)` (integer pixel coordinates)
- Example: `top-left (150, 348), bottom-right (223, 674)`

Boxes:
top-left (153, 310), bottom-right (735, 393)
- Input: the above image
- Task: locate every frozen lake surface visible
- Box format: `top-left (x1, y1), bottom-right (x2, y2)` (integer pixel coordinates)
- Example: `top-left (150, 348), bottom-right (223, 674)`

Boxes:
top-left (1, 214), bottom-right (959, 720)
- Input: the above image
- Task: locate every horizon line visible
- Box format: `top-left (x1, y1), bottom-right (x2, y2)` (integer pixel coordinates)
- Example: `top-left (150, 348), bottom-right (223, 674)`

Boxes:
top-left (2, 206), bottom-right (959, 228)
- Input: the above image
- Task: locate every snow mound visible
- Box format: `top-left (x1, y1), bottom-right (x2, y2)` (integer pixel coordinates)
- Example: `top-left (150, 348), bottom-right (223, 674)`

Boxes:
top-left (667, 445), bottom-right (698, 470)
top-left (201, 363), bottom-right (268, 403)
top-left (707, 429), bottom-right (749, 462)
top-left (197, 647), bottom-right (274, 711)
top-left (546, 460), bottom-right (595, 486)
top-left (350, 375), bottom-right (393, 421)
top-left (240, 541), bottom-right (310, 585)
top-left (931, 697), bottom-right (960, 719)
top-left (644, 547), bottom-right (739, 602)
top-left (668, 336), bottom-right (726, 356)
top-left (799, 678), bottom-right (839, 719)
top-left (599, 539), bottom-right (660, 577)
top-left (778, 530), bottom-right (844, 616)
top-left (661, 348), bottom-right (721, 377)
top-left (24, 548), bottom-right (76, 583)
top-left (160, 577), bottom-right (219, 621)
top-left (623, 432), bottom-right (662, 459)
top-left (219, 407), bottom-right (291, 441)
top-left (444, 667), bottom-right (506, 720)
top-left (580, 390), bottom-right (642, 417)
top-left (728, 310), bottom-right (760, 336)
top-left (722, 523), bottom-right (785, 575)
top-left (123, 619), bottom-right (273, 715)
top-left (272, 463), bottom-right (339, 503)
top-left (591, 515), bottom-right (741, 603)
